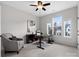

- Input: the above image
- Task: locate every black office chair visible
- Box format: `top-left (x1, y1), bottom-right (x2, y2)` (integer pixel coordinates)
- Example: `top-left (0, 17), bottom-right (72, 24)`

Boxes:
top-left (33, 31), bottom-right (42, 45)
top-left (47, 35), bottom-right (54, 44)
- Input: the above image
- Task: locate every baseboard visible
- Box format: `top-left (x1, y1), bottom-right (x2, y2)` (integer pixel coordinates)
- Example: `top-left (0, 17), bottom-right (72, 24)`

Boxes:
top-left (54, 42), bottom-right (77, 48)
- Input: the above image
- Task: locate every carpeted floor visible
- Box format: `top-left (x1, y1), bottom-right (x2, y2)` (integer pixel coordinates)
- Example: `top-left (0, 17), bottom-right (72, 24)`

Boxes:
top-left (5, 42), bottom-right (79, 57)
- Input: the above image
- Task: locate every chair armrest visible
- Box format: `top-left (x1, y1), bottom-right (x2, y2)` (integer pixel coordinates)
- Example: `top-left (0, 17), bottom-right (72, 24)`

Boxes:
top-left (6, 41), bottom-right (19, 51)
top-left (2, 37), bottom-right (18, 51)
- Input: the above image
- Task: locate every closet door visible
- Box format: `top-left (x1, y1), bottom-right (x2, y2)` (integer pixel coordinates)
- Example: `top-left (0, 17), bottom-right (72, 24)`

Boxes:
top-left (0, 5), bottom-right (1, 57)
top-left (78, 4), bottom-right (79, 49)
top-left (78, 19), bottom-right (79, 48)
top-left (0, 6), bottom-right (5, 57)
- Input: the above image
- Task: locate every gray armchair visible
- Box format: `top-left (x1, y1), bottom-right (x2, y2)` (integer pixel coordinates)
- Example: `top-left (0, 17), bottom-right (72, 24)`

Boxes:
top-left (1, 33), bottom-right (24, 54)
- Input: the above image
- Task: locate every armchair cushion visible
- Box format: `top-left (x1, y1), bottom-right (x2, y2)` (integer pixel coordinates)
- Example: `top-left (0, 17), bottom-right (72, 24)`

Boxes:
top-left (9, 37), bottom-right (13, 40)
top-left (9, 37), bottom-right (23, 41)
top-left (4, 33), bottom-right (13, 38)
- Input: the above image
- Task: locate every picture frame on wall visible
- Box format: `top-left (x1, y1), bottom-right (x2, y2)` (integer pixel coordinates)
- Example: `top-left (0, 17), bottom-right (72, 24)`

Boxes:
top-left (27, 20), bottom-right (36, 33)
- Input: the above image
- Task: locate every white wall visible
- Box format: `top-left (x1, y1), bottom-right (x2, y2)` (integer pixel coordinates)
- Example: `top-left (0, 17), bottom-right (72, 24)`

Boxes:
top-left (1, 4), bottom-right (39, 38)
top-left (39, 7), bottom-right (77, 47)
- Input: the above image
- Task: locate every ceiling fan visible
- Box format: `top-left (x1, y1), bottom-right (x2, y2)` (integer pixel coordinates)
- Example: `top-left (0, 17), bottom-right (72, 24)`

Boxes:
top-left (30, 1), bottom-right (50, 11)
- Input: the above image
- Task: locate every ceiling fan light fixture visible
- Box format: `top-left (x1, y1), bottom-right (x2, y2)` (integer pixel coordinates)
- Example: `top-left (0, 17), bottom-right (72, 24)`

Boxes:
top-left (30, 1), bottom-right (50, 11)
top-left (37, 5), bottom-right (43, 9)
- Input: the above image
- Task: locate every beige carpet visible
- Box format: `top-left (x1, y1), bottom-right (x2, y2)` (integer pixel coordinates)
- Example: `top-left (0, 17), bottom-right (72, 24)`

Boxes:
top-left (5, 42), bottom-right (79, 57)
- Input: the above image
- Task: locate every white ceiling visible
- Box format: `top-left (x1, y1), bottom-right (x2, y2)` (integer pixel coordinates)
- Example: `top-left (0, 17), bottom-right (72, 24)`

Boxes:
top-left (0, 1), bottom-right (79, 17)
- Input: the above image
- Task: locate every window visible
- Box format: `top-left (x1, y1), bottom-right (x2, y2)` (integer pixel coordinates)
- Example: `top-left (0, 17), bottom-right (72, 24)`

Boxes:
top-left (47, 23), bottom-right (52, 35)
top-left (64, 20), bottom-right (71, 37)
top-left (52, 16), bottom-right (62, 36)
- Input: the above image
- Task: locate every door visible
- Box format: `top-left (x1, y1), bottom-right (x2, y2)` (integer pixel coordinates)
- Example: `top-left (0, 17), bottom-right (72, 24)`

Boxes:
top-left (78, 19), bottom-right (79, 48)
top-left (0, 5), bottom-right (1, 57)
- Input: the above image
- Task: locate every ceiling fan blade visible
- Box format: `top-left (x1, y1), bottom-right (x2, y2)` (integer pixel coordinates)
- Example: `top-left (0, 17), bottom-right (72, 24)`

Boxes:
top-left (36, 8), bottom-right (38, 11)
top-left (42, 7), bottom-right (46, 11)
top-left (30, 4), bottom-right (37, 6)
top-left (43, 3), bottom-right (50, 6)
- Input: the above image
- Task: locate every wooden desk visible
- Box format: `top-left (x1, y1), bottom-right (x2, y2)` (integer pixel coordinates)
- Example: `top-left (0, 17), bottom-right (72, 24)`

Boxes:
top-left (26, 34), bottom-right (44, 50)
top-left (26, 34), bottom-right (36, 43)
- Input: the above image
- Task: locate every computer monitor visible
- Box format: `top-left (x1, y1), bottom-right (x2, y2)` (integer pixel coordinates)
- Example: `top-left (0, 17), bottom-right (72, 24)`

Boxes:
top-left (37, 32), bottom-right (41, 36)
